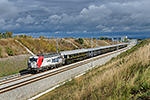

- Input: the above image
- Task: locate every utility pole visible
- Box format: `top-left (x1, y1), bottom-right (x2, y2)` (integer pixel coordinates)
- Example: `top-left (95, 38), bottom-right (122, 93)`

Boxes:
top-left (91, 37), bottom-right (93, 67)
top-left (96, 38), bottom-right (98, 47)
top-left (117, 38), bottom-right (119, 54)
top-left (57, 37), bottom-right (58, 53)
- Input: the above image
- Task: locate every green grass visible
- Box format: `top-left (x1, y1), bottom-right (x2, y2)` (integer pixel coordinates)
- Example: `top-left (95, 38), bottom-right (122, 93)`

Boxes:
top-left (0, 55), bottom-right (29, 77)
top-left (5, 46), bottom-right (14, 56)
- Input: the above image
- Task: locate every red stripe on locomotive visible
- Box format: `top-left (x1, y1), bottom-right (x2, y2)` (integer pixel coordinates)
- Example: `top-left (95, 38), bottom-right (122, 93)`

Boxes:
top-left (37, 56), bottom-right (44, 68)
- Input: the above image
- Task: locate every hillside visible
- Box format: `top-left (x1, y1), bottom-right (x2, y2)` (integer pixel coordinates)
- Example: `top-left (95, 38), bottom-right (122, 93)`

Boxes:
top-left (0, 38), bottom-right (113, 58)
top-left (36, 39), bottom-right (150, 100)
top-left (0, 38), bottom-right (112, 77)
top-left (17, 38), bottom-right (112, 55)
top-left (0, 39), bottom-right (28, 57)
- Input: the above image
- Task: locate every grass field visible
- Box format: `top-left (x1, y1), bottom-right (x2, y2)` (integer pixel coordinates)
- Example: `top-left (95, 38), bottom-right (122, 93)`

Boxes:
top-left (0, 54), bottom-right (30, 77)
top-left (36, 39), bottom-right (150, 100)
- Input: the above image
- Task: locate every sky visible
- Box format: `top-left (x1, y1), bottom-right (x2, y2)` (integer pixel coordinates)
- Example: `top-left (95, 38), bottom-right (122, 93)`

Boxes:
top-left (0, 0), bottom-right (150, 38)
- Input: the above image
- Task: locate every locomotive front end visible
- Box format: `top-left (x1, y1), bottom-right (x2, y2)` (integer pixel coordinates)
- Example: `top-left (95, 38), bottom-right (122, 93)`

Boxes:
top-left (27, 56), bottom-right (39, 72)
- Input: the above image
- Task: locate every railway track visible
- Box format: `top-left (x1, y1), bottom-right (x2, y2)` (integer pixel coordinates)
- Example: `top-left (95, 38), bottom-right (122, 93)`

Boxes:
top-left (0, 45), bottom-right (132, 95)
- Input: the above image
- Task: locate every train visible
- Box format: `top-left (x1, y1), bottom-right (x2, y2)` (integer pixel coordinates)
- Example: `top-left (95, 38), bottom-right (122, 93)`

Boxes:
top-left (27, 43), bottom-right (128, 73)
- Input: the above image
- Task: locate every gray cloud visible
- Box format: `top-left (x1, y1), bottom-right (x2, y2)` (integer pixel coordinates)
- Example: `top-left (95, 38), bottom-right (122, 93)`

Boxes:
top-left (16, 15), bottom-right (34, 24)
top-left (0, 0), bottom-right (150, 37)
top-left (0, 0), bottom-right (18, 19)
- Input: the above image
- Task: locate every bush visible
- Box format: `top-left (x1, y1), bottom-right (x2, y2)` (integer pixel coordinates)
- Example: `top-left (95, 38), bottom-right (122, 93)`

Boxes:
top-left (76, 38), bottom-right (84, 44)
top-left (0, 47), bottom-right (2, 57)
top-left (5, 47), bottom-right (14, 56)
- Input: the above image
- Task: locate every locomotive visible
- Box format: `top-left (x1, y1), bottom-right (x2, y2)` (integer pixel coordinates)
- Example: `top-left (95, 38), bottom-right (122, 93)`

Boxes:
top-left (27, 43), bottom-right (128, 73)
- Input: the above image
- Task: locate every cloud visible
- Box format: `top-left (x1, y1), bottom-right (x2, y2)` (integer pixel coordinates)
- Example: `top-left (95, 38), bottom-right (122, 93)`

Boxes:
top-left (0, 0), bottom-right (18, 19)
top-left (2, 23), bottom-right (21, 31)
top-left (124, 27), bottom-right (130, 31)
top-left (96, 25), bottom-right (105, 29)
top-left (0, 19), bottom-right (6, 27)
top-left (0, 0), bottom-right (150, 37)
top-left (80, 5), bottom-right (112, 17)
top-left (16, 15), bottom-right (34, 24)
top-left (102, 27), bottom-right (115, 32)
top-left (44, 1), bottom-right (150, 33)
top-left (48, 14), bottom-right (61, 24)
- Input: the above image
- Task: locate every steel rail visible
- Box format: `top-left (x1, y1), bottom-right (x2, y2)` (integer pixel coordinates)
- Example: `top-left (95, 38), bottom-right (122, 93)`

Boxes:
top-left (0, 74), bottom-right (32, 86)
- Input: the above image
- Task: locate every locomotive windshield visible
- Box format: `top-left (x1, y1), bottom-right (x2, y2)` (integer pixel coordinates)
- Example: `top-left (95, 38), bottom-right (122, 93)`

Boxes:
top-left (29, 58), bottom-right (37, 62)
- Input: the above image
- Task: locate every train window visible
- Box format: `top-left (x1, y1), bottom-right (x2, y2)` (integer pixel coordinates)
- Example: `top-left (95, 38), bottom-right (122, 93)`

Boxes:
top-left (67, 55), bottom-right (69, 58)
top-left (29, 58), bottom-right (37, 62)
top-left (52, 59), bottom-right (55, 63)
top-left (55, 58), bottom-right (58, 62)
top-left (64, 55), bottom-right (67, 58)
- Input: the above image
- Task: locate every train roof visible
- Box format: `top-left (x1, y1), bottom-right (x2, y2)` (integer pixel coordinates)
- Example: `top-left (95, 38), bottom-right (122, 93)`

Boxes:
top-left (60, 49), bottom-right (88, 55)
top-left (37, 53), bottom-right (60, 58)
top-left (87, 43), bottom-right (128, 51)
top-left (60, 43), bottom-right (128, 55)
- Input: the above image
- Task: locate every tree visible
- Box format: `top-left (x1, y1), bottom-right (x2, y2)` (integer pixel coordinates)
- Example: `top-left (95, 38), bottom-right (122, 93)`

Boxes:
top-left (19, 34), bottom-right (24, 38)
top-left (7, 32), bottom-right (11, 38)
top-left (77, 38), bottom-right (84, 44)
top-left (2, 33), bottom-right (7, 39)
top-left (24, 34), bottom-right (27, 38)
top-left (51, 36), bottom-right (54, 39)
top-left (93, 37), bottom-right (96, 40)
top-left (69, 37), bottom-right (74, 39)
top-left (100, 37), bottom-right (104, 40)
top-left (104, 37), bottom-right (108, 40)
top-left (39, 35), bottom-right (44, 39)
top-left (14, 35), bottom-right (18, 39)
top-left (0, 32), bottom-right (2, 39)
top-left (15, 35), bottom-right (18, 38)
top-left (10, 31), bottom-right (13, 38)
top-left (5, 31), bottom-right (8, 38)
top-left (0, 31), bottom-right (13, 39)
top-left (124, 38), bottom-right (128, 42)
top-left (28, 36), bottom-right (32, 38)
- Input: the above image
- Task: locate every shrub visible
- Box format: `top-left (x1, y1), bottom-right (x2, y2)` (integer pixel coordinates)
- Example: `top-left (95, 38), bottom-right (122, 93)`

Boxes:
top-left (75, 38), bottom-right (84, 44)
top-left (0, 47), bottom-right (2, 57)
top-left (5, 46), bottom-right (14, 56)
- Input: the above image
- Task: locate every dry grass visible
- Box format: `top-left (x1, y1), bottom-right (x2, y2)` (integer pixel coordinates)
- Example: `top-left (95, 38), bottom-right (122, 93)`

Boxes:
top-left (0, 38), bottom-right (113, 57)
top-left (36, 39), bottom-right (150, 100)
top-left (0, 39), bottom-right (28, 57)
top-left (17, 38), bottom-right (111, 55)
